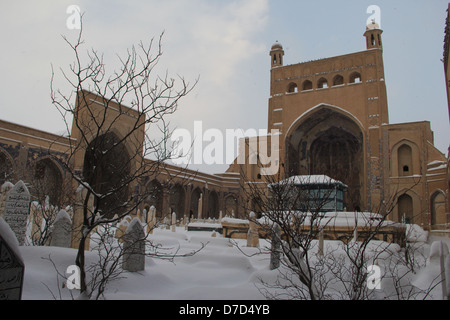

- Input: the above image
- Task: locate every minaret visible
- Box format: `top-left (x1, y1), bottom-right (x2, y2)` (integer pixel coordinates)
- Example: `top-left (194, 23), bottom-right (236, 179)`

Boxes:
top-left (364, 20), bottom-right (383, 50)
top-left (270, 41), bottom-right (284, 68)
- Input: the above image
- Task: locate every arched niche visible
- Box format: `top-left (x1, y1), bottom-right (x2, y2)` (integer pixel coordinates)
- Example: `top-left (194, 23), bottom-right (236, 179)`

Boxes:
top-left (207, 190), bottom-right (219, 219)
top-left (169, 184), bottom-right (185, 217)
top-left (83, 132), bottom-right (131, 218)
top-left (145, 179), bottom-right (164, 218)
top-left (31, 157), bottom-right (64, 206)
top-left (285, 105), bottom-right (364, 211)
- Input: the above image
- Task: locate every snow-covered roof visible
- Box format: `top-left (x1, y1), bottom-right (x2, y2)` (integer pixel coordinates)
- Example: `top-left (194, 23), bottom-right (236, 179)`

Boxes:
top-left (269, 175), bottom-right (348, 188)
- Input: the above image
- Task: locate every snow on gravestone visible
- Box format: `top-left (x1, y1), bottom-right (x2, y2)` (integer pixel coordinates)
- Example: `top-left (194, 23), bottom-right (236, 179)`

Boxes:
top-left (4, 181), bottom-right (30, 246)
top-left (0, 217), bottom-right (25, 300)
top-left (50, 209), bottom-right (72, 248)
top-left (122, 218), bottom-right (145, 272)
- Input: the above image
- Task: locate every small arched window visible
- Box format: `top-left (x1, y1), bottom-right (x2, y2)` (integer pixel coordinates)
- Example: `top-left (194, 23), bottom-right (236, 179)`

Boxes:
top-left (333, 75), bottom-right (344, 86)
top-left (302, 80), bottom-right (313, 91)
top-left (398, 144), bottom-right (413, 177)
top-left (349, 72), bottom-right (362, 84)
top-left (287, 82), bottom-right (298, 93)
top-left (317, 77), bottom-right (328, 89)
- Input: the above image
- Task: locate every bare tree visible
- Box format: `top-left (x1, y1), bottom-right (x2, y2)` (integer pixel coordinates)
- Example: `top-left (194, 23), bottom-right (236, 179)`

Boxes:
top-left (85, 221), bottom-right (205, 300)
top-left (237, 165), bottom-right (434, 300)
top-left (239, 169), bottom-right (340, 300)
top-left (49, 17), bottom-right (197, 296)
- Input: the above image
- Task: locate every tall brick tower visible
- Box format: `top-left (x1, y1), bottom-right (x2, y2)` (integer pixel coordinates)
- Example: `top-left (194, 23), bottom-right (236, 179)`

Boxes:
top-left (267, 21), bottom-right (389, 212)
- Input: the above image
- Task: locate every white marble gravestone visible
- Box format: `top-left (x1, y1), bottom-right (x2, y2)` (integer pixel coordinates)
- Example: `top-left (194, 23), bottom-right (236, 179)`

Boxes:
top-left (4, 181), bottom-right (30, 246)
top-left (50, 209), bottom-right (72, 248)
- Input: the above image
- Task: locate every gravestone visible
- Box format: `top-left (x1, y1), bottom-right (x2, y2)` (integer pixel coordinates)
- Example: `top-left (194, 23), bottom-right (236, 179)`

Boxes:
top-left (4, 181), bottom-right (30, 246)
top-left (50, 209), bottom-right (72, 248)
top-left (122, 218), bottom-right (145, 272)
top-left (247, 211), bottom-right (259, 248)
top-left (0, 217), bottom-right (25, 300)
top-left (171, 212), bottom-right (176, 232)
top-left (0, 182), bottom-right (14, 219)
top-left (270, 223), bottom-right (281, 270)
top-left (115, 215), bottom-right (132, 243)
top-left (318, 229), bottom-right (324, 256)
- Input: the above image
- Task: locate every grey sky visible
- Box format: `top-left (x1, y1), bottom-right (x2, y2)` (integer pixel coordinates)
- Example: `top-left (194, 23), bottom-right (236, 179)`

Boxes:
top-left (1, 1), bottom-right (449, 174)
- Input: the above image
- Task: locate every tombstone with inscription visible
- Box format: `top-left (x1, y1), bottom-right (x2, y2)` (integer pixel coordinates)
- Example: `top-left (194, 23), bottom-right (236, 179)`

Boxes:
top-left (0, 217), bottom-right (25, 300)
top-left (50, 209), bottom-right (72, 248)
top-left (4, 181), bottom-right (30, 246)
top-left (0, 182), bottom-right (14, 219)
top-left (122, 218), bottom-right (145, 272)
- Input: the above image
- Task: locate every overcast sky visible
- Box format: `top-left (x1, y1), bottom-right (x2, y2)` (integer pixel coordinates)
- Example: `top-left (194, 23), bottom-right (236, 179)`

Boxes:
top-left (1, 0), bottom-right (449, 174)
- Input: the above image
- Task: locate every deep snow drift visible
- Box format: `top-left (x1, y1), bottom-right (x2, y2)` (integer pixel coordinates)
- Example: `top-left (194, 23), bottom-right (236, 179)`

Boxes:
top-left (16, 224), bottom-right (450, 300)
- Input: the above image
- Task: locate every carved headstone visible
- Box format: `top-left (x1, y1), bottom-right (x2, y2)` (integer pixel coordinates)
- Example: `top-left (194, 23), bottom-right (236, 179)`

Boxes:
top-left (0, 182), bottom-right (14, 219)
top-left (122, 218), bottom-right (145, 272)
top-left (0, 218), bottom-right (25, 300)
top-left (50, 209), bottom-right (72, 248)
top-left (4, 181), bottom-right (30, 246)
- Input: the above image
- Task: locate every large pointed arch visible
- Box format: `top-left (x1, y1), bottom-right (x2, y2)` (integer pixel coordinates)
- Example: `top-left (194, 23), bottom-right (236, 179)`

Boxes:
top-left (145, 179), bottom-right (164, 218)
top-left (190, 187), bottom-right (202, 219)
top-left (207, 190), bottom-right (219, 219)
top-left (430, 190), bottom-right (446, 227)
top-left (30, 156), bottom-right (65, 206)
top-left (285, 104), bottom-right (365, 211)
top-left (83, 131), bottom-right (131, 218)
top-left (169, 184), bottom-right (185, 217)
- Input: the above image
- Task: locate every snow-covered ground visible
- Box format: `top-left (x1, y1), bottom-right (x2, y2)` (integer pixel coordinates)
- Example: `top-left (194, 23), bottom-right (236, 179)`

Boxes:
top-left (15, 222), bottom-right (450, 301)
top-left (20, 228), bottom-right (269, 300)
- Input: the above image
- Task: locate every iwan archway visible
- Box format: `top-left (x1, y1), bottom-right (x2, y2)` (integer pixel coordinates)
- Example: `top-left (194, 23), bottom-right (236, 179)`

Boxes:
top-left (285, 105), bottom-right (365, 211)
top-left (83, 132), bottom-right (131, 219)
